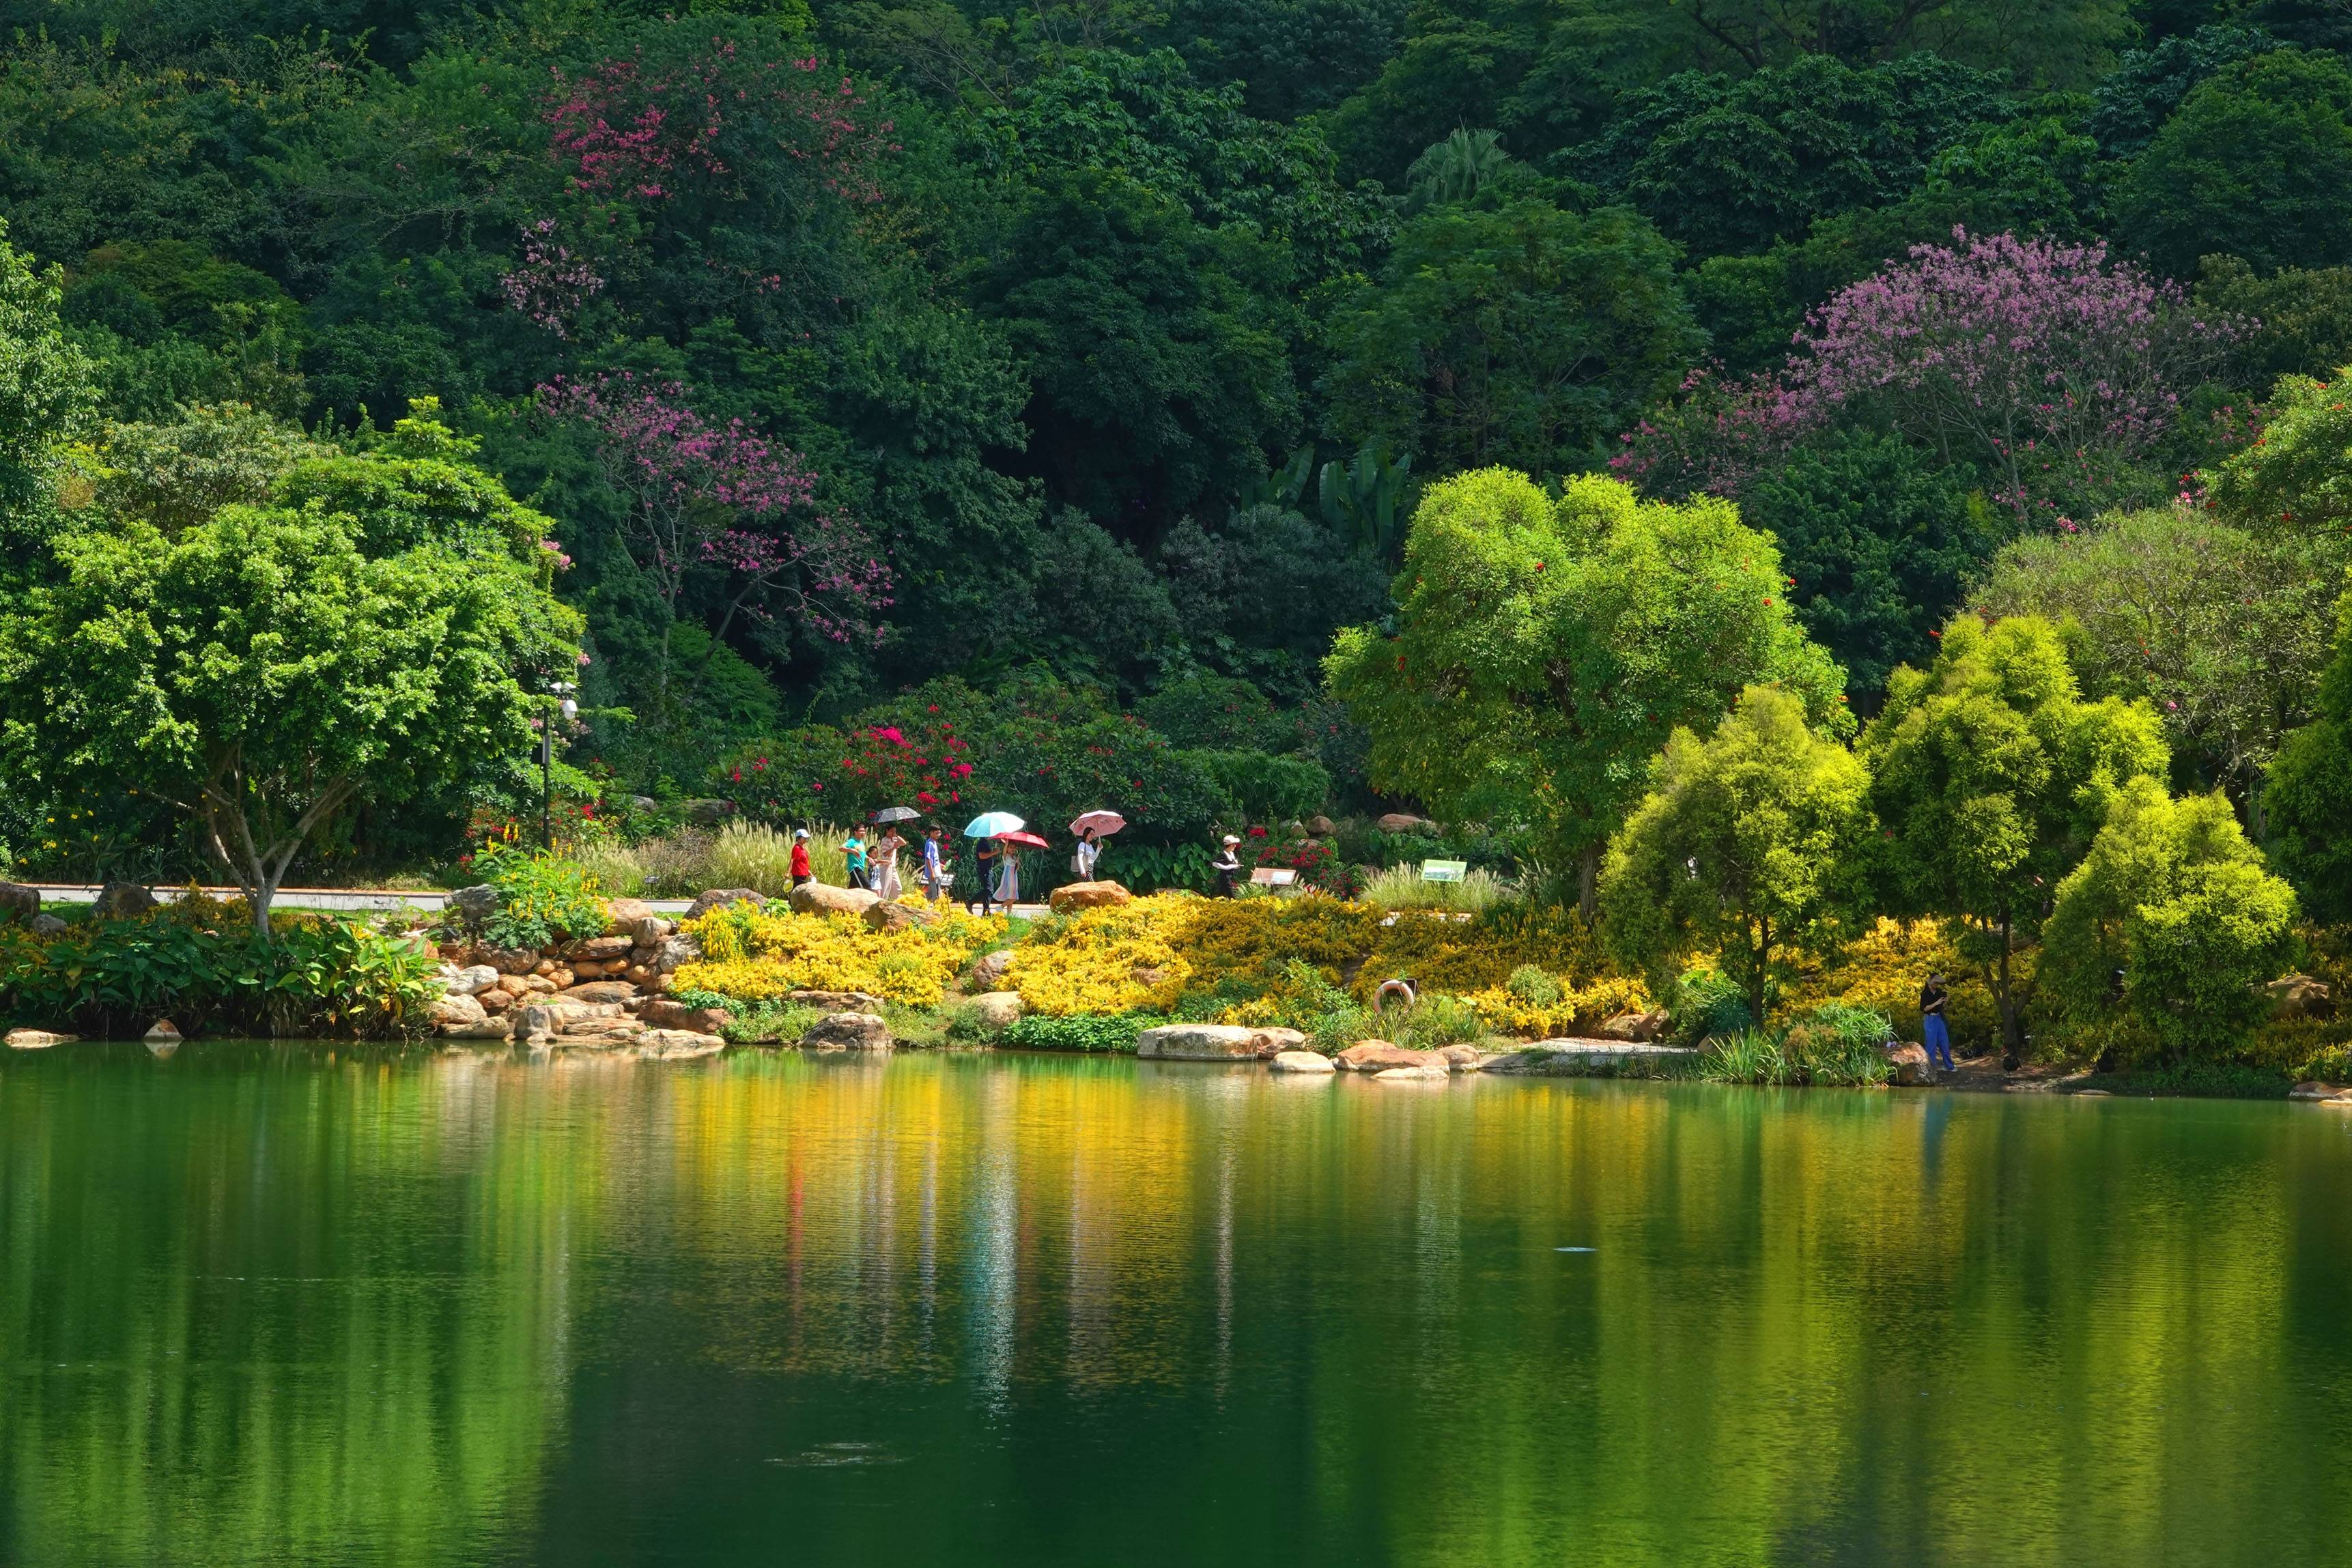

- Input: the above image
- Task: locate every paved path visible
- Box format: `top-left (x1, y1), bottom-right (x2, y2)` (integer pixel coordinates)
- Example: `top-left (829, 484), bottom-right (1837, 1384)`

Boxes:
top-left (24, 884), bottom-right (1054, 920)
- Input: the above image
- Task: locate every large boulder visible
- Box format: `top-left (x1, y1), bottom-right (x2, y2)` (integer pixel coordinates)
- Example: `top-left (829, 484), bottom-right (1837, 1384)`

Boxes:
top-left (515, 1004), bottom-right (558, 1043)
top-left (864, 898), bottom-right (939, 932)
top-left (448, 884), bottom-right (499, 928)
top-left (1268, 1049), bottom-right (1335, 1074)
top-left (1251, 1027), bottom-right (1309, 1059)
top-left (790, 988), bottom-right (883, 1012)
top-left (685, 887), bottom-right (766, 922)
top-left (430, 992), bottom-right (487, 1028)
top-left (93, 881), bottom-right (158, 920)
top-left (1049, 880), bottom-right (1132, 913)
top-left (641, 998), bottom-right (734, 1036)
top-left (0, 881), bottom-right (38, 926)
top-left (30, 912), bottom-right (66, 937)
top-left (441, 965), bottom-right (502, 997)
top-left (567, 934), bottom-right (635, 961)
top-left (1437, 1044), bottom-right (1484, 1071)
top-left (652, 935), bottom-right (699, 975)
top-left (802, 1012), bottom-right (892, 1052)
top-left (970, 991), bottom-right (1025, 1029)
top-left (1374, 1064), bottom-right (1449, 1082)
top-left (970, 950), bottom-right (1015, 988)
top-left (1335, 1040), bottom-right (1442, 1072)
top-left (440, 1016), bottom-right (515, 1041)
top-left (1135, 1023), bottom-right (1262, 1061)
top-left (629, 915), bottom-right (675, 947)
top-left (143, 1018), bottom-right (183, 1044)
top-left (602, 898), bottom-right (656, 932)
top-left (1884, 1042), bottom-right (1934, 1086)
top-left (5, 1028), bottom-right (76, 1049)
top-left (2268, 974), bottom-right (2335, 1020)
top-left (789, 883), bottom-right (882, 918)
top-left (483, 946), bottom-right (541, 975)
top-left (1596, 1009), bottom-right (1669, 1042)
top-left (1374, 813), bottom-right (1432, 835)
top-left (1305, 816), bottom-right (1335, 837)
top-left (563, 980), bottom-right (638, 1005)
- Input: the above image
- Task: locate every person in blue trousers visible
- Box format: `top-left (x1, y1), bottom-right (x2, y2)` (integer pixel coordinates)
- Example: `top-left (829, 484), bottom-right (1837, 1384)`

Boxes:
top-left (1920, 973), bottom-right (1955, 1072)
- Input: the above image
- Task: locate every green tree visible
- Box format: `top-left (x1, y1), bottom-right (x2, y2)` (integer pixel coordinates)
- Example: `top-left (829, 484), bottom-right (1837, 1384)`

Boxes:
top-left (0, 503), bottom-right (581, 937)
top-left (1324, 198), bottom-right (1700, 477)
top-left (1971, 506), bottom-right (2342, 823)
top-left (1860, 614), bottom-right (2170, 1062)
top-left (1741, 430), bottom-right (1993, 703)
top-left (2263, 576), bottom-right (2352, 922)
top-left (2041, 775), bottom-right (2300, 1064)
top-left (2203, 364), bottom-right (2352, 534)
top-left (1327, 469), bottom-right (1849, 911)
top-left (0, 220), bottom-right (94, 541)
top-left (2116, 51), bottom-right (2352, 279)
top-left (1600, 684), bottom-right (1874, 1025)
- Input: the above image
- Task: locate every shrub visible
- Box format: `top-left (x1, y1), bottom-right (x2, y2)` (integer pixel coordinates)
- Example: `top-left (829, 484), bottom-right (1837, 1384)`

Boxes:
top-left (1505, 965), bottom-right (1561, 1006)
top-left (1357, 864), bottom-right (1513, 913)
top-left (720, 999), bottom-right (821, 1044)
top-left (1674, 967), bottom-right (1753, 1042)
top-left (1458, 973), bottom-right (1652, 1038)
top-left (1191, 748), bottom-right (1331, 822)
top-left (1391, 993), bottom-right (1485, 1049)
top-left (475, 846), bottom-right (608, 949)
top-left (1000, 1012), bottom-right (1161, 1053)
top-left (675, 902), bottom-right (1006, 1006)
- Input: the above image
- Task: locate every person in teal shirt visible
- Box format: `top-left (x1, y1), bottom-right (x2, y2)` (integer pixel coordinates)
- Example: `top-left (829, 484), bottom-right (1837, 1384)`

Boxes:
top-left (844, 830), bottom-right (869, 890)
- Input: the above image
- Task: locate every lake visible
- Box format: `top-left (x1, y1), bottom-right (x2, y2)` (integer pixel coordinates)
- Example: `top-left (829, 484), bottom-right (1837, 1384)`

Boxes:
top-left (3, 1044), bottom-right (2349, 1567)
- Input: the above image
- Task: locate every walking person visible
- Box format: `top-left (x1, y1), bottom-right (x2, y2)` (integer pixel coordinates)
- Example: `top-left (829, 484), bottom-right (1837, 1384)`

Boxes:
top-left (1211, 833), bottom-right (1242, 898)
top-left (1921, 973), bottom-right (1955, 1073)
top-left (921, 826), bottom-right (949, 906)
top-left (789, 827), bottom-right (813, 889)
top-left (874, 827), bottom-right (904, 901)
top-left (1073, 827), bottom-right (1101, 883)
top-left (844, 829), bottom-right (869, 891)
top-left (974, 835), bottom-right (1002, 917)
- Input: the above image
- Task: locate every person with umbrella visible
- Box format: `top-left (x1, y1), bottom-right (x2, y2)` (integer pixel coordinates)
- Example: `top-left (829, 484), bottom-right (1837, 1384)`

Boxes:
top-left (1069, 810), bottom-right (1124, 883)
top-left (870, 807), bottom-right (918, 902)
top-left (963, 812), bottom-right (1025, 915)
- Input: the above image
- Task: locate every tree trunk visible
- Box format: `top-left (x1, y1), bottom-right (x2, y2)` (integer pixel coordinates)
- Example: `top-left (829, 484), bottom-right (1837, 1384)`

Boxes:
top-left (1577, 845), bottom-right (1599, 921)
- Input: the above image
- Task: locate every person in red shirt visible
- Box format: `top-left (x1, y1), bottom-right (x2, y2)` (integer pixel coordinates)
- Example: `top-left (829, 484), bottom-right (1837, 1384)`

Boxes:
top-left (789, 827), bottom-right (812, 887)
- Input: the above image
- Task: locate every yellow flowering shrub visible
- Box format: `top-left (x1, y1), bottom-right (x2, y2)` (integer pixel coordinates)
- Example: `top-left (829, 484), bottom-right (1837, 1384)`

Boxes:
top-left (1783, 917), bottom-right (1998, 1047)
top-left (1003, 896), bottom-right (1198, 1016)
top-left (1356, 904), bottom-right (1609, 997)
top-left (675, 904), bottom-right (1008, 1006)
top-left (1459, 973), bottom-right (1653, 1038)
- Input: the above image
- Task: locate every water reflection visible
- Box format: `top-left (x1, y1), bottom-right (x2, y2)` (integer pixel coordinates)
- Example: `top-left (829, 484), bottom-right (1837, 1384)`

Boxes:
top-left (3, 1044), bottom-right (2351, 1566)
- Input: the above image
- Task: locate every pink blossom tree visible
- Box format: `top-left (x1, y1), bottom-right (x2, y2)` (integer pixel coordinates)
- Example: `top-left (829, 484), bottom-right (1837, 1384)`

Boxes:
top-left (499, 218), bottom-right (604, 337)
top-left (540, 373), bottom-right (890, 696)
top-left (1783, 229), bottom-right (2235, 526)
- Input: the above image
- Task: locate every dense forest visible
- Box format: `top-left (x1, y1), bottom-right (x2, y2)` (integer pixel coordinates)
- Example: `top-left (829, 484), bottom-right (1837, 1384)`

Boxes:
top-left (1, 0), bottom-right (2349, 900)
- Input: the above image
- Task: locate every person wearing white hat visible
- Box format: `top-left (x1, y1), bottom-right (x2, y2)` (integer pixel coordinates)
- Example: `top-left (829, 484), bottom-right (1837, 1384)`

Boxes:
top-left (1212, 834), bottom-right (1242, 899)
top-left (790, 827), bottom-right (812, 889)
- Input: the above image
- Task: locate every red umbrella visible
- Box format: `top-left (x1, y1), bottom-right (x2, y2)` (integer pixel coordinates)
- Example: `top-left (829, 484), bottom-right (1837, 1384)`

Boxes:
top-left (995, 830), bottom-right (1050, 849)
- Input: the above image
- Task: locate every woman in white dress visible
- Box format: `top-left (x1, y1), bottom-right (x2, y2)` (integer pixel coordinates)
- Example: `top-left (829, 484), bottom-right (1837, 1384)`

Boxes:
top-left (874, 829), bottom-right (904, 900)
top-left (992, 844), bottom-right (1020, 907)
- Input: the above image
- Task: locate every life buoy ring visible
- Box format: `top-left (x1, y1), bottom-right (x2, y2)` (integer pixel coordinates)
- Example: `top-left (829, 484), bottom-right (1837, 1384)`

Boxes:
top-left (1374, 978), bottom-right (1416, 1013)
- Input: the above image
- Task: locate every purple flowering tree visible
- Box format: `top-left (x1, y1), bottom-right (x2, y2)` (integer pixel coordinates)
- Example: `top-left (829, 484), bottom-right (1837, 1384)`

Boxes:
top-left (1785, 229), bottom-right (2234, 527)
top-left (540, 373), bottom-right (890, 696)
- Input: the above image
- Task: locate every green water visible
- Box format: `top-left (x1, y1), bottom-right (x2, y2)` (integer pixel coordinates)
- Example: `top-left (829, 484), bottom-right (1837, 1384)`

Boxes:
top-left (3, 1046), bottom-right (2350, 1567)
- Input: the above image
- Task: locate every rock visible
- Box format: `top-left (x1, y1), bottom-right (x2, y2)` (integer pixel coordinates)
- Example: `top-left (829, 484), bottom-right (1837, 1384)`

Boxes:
top-left (94, 881), bottom-right (158, 920)
top-left (683, 798), bottom-right (734, 826)
top-left (430, 992), bottom-right (488, 1028)
top-left (653, 935), bottom-right (699, 975)
top-left (544, 966), bottom-right (576, 990)
top-left (478, 988), bottom-right (515, 1014)
top-left (1596, 1009), bottom-right (1669, 1042)
top-left (522, 974), bottom-right (556, 994)
top-left (1135, 1023), bottom-right (1262, 1061)
top-left (5, 1028), bottom-right (75, 1049)
top-left (2268, 974), bottom-right (2335, 1020)
top-left (563, 980), bottom-right (638, 1004)
top-left (1884, 1042), bottom-right (1934, 1086)
top-left (1439, 1043), bottom-right (1484, 1071)
top-left (448, 884), bottom-right (499, 928)
top-left (558, 1015), bottom-right (643, 1041)
top-left (1251, 1027), bottom-right (1309, 1059)
top-left (602, 898), bottom-right (656, 932)
top-left (531, 958), bottom-right (558, 978)
top-left (970, 991), bottom-right (1025, 1029)
top-left (684, 887), bottom-right (766, 922)
top-left (1374, 1064), bottom-right (1448, 1081)
top-left (1335, 1040), bottom-right (1441, 1072)
top-left (1374, 813), bottom-right (1430, 835)
top-left (971, 950), bottom-right (1014, 988)
top-left (1049, 880), bottom-right (1133, 912)
top-left (802, 1012), bottom-right (892, 1052)
top-left (630, 915), bottom-right (674, 946)
top-left (30, 913), bottom-right (66, 937)
top-left (641, 999), bottom-right (733, 1036)
top-left (788, 883), bottom-right (883, 918)
top-left (1130, 965), bottom-right (1167, 987)
top-left (789, 989), bottom-right (883, 1012)
top-left (143, 1018), bottom-right (182, 1044)
top-left (0, 881), bottom-right (38, 925)
top-left (484, 946), bottom-right (541, 975)
top-left (568, 934), bottom-right (636, 961)
top-left (1268, 1049), bottom-right (1335, 1074)
top-left (864, 898), bottom-right (939, 932)
top-left (1305, 815), bottom-right (1335, 836)
top-left (440, 1016), bottom-right (513, 1041)
top-left (515, 1004), bottom-right (558, 1043)
top-left (2291, 1081), bottom-right (2351, 1101)
top-left (623, 965), bottom-right (655, 988)
top-left (443, 964), bottom-right (502, 997)
top-left (568, 959), bottom-right (613, 980)
top-left (636, 1029), bottom-right (726, 1059)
